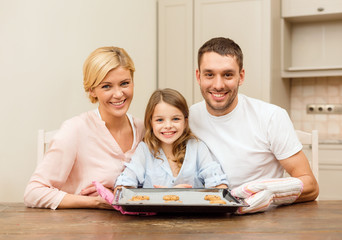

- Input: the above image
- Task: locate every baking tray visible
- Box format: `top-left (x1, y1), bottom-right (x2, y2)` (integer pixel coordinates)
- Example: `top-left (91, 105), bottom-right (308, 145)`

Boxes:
top-left (112, 188), bottom-right (248, 213)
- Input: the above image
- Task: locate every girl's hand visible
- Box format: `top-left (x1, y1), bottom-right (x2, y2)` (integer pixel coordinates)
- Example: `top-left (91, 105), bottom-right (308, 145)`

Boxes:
top-left (215, 184), bottom-right (228, 189)
top-left (173, 184), bottom-right (192, 188)
top-left (153, 184), bottom-right (192, 188)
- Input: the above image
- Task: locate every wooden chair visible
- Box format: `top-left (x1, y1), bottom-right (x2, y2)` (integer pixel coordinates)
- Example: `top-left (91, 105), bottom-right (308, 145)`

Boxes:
top-left (37, 129), bottom-right (58, 164)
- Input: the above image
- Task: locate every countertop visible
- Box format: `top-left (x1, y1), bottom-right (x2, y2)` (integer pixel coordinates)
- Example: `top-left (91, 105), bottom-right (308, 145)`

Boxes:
top-left (320, 139), bottom-right (342, 145)
top-left (1, 201), bottom-right (342, 239)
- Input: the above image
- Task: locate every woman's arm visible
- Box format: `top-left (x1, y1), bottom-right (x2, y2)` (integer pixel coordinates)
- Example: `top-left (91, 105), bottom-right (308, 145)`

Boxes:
top-left (24, 119), bottom-right (80, 209)
top-left (58, 194), bottom-right (113, 209)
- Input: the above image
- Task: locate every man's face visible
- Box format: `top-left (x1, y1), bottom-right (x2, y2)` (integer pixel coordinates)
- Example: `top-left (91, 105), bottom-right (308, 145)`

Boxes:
top-left (196, 52), bottom-right (245, 116)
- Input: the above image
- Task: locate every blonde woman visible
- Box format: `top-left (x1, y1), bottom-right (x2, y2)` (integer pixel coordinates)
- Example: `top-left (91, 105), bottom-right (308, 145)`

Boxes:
top-left (24, 47), bottom-right (144, 209)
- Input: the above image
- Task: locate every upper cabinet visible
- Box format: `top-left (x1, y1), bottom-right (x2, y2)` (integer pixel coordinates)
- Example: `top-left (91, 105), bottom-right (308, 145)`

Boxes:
top-left (158, 0), bottom-right (290, 110)
top-left (281, 0), bottom-right (342, 78)
top-left (282, 0), bottom-right (342, 20)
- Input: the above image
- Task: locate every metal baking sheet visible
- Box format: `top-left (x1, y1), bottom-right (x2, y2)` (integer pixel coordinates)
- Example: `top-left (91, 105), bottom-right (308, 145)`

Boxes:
top-left (113, 188), bottom-right (248, 213)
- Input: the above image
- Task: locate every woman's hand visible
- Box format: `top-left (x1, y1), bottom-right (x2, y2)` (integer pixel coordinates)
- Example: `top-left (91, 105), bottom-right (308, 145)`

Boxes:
top-left (58, 182), bottom-right (116, 209)
top-left (95, 195), bottom-right (115, 209)
top-left (58, 194), bottom-right (112, 209)
top-left (80, 184), bottom-right (98, 196)
top-left (81, 183), bottom-right (114, 197)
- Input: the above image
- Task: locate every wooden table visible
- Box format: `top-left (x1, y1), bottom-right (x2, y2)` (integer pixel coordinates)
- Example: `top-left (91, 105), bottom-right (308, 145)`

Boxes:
top-left (1, 201), bottom-right (341, 239)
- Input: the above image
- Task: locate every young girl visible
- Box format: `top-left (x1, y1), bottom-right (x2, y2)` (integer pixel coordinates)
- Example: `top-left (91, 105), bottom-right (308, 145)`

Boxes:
top-left (115, 88), bottom-right (228, 189)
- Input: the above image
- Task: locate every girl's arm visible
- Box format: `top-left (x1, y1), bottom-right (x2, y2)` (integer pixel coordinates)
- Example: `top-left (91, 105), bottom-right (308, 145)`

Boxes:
top-left (154, 184), bottom-right (192, 188)
top-left (115, 143), bottom-right (147, 188)
top-left (196, 141), bottom-right (229, 188)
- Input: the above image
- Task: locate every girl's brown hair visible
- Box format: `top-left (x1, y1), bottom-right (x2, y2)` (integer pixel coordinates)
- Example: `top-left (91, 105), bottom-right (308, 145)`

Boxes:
top-left (144, 88), bottom-right (196, 171)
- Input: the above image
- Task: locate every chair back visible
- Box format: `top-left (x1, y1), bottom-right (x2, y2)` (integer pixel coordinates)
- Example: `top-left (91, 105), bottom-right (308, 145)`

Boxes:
top-left (37, 129), bottom-right (58, 164)
top-left (295, 129), bottom-right (319, 183)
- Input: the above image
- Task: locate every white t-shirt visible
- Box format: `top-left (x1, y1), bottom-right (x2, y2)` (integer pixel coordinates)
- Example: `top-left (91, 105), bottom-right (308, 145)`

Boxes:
top-left (189, 94), bottom-right (302, 189)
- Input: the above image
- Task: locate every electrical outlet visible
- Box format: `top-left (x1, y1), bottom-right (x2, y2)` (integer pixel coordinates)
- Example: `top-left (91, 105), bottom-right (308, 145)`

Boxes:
top-left (307, 104), bottom-right (342, 114)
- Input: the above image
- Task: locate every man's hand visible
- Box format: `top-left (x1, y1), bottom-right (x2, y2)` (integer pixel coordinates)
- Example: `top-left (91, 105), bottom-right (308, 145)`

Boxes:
top-left (231, 177), bottom-right (303, 214)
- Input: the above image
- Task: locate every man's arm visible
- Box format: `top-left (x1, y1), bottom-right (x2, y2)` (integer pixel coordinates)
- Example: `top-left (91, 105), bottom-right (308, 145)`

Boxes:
top-left (279, 150), bottom-right (319, 202)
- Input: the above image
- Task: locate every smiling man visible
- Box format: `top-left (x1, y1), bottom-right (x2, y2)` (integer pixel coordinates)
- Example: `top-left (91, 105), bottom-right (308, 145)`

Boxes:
top-left (189, 37), bottom-right (319, 214)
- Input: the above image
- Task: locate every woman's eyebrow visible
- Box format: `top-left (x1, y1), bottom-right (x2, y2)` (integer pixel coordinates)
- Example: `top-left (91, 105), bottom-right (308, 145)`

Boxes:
top-left (99, 81), bottom-right (112, 85)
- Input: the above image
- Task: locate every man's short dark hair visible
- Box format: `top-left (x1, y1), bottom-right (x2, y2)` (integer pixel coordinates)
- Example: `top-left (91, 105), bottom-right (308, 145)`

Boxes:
top-left (198, 37), bottom-right (243, 71)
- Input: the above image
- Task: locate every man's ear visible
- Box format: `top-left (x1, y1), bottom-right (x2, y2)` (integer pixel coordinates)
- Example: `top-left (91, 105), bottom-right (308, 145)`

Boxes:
top-left (238, 68), bottom-right (245, 86)
top-left (184, 117), bottom-right (190, 130)
top-left (196, 69), bottom-right (201, 85)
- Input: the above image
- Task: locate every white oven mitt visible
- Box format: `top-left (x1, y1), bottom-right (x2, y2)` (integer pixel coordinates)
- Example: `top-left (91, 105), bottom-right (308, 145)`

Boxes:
top-left (230, 177), bottom-right (304, 214)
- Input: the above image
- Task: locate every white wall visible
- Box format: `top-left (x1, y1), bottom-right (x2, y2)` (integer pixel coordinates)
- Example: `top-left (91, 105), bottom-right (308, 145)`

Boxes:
top-left (0, 0), bottom-right (157, 202)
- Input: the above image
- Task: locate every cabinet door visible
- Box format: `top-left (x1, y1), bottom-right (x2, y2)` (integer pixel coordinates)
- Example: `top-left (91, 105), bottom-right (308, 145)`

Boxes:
top-left (193, 0), bottom-right (271, 103)
top-left (158, 0), bottom-right (194, 105)
top-left (282, 0), bottom-right (342, 18)
top-left (281, 0), bottom-right (342, 78)
top-left (318, 146), bottom-right (342, 200)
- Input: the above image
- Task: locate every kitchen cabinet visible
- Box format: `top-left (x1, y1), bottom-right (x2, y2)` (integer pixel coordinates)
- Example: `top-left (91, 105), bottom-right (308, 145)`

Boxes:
top-left (281, 0), bottom-right (342, 78)
top-left (318, 144), bottom-right (342, 200)
top-left (158, 0), bottom-right (290, 110)
top-left (282, 0), bottom-right (342, 19)
top-left (157, 0), bottom-right (194, 104)
top-left (303, 143), bottom-right (342, 200)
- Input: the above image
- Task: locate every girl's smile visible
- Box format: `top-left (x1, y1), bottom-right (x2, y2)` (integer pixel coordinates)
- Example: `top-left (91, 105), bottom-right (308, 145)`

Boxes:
top-left (151, 101), bottom-right (186, 149)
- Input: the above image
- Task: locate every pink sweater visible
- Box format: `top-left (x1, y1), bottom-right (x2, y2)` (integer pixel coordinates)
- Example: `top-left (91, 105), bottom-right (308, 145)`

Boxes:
top-left (24, 110), bottom-right (144, 209)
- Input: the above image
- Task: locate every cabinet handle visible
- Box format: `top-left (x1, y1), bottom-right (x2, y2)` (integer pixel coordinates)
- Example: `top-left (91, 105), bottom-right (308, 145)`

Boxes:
top-left (317, 7), bottom-right (324, 12)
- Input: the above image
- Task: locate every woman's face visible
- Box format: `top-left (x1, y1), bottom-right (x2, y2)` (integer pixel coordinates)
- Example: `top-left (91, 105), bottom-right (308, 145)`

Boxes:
top-left (90, 66), bottom-right (133, 121)
top-left (151, 101), bottom-right (186, 149)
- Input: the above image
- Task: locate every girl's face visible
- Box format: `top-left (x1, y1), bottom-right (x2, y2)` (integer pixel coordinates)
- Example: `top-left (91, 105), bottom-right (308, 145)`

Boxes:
top-left (151, 101), bottom-right (186, 149)
top-left (90, 66), bottom-right (133, 121)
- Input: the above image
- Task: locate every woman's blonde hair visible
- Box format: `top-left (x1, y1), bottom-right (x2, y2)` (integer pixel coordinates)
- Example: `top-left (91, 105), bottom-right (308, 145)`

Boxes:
top-left (83, 46), bottom-right (135, 103)
top-left (144, 88), bottom-right (196, 171)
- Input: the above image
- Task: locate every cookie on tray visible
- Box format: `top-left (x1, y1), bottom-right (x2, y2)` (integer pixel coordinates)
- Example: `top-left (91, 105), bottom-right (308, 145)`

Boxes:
top-left (204, 194), bottom-right (221, 201)
top-left (130, 195), bottom-right (150, 201)
top-left (209, 199), bottom-right (227, 205)
top-left (163, 195), bottom-right (180, 201)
